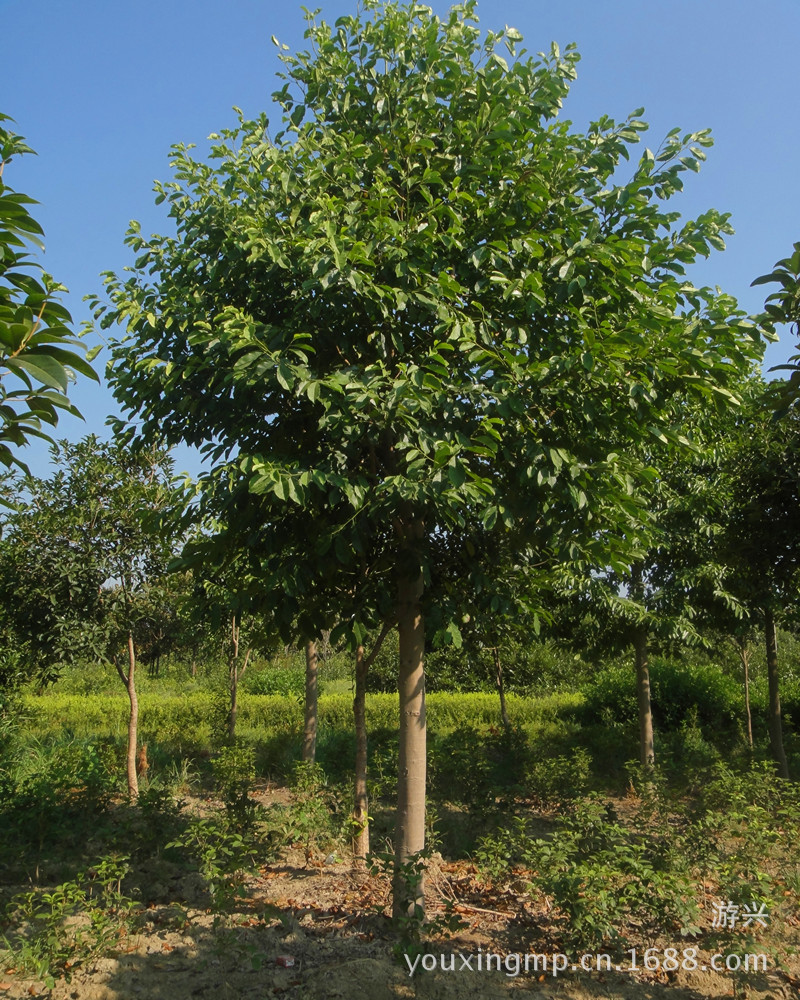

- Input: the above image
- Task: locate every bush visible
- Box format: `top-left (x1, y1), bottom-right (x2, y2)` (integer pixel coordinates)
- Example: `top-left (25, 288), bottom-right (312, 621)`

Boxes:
top-left (525, 747), bottom-right (592, 805)
top-left (7, 735), bottom-right (119, 816)
top-left (365, 632), bottom-right (592, 694)
top-left (527, 794), bottom-right (701, 950)
top-left (429, 725), bottom-right (530, 809)
top-left (579, 658), bottom-right (743, 733)
top-left (243, 666), bottom-right (305, 697)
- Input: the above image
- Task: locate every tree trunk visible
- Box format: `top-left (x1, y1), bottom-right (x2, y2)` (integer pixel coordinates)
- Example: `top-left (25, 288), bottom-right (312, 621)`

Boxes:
top-left (633, 626), bottom-right (654, 768)
top-left (394, 564), bottom-right (426, 919)
top-left (764, 609), bottom-right (789, 778)
top-left (229, 615), bottom-right (240, 741)
top-left (124, 632), bottom-right (139, 801)
top-left (353, 643), bottom-right (370, 863)
top-left (732, 636), bottom-right (754, 748)
top-left (492, 646), bottom-right (510, 733)
top-left (302, 639), bottom-right (318, 762)
top-left (352, 621), bottom-right (392, 865)
top-left (321, 629), bottom-right (332, 662)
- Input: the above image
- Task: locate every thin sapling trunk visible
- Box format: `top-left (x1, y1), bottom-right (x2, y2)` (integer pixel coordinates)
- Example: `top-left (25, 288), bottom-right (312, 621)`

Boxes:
top-left (302, 639), bottom-right (318, 762)
top-left (764, 608), bottom-right (789, 778)
top-left (731, 636), bottom-right (754, 748)
top-left (228, 615), bottom-right (251, 741)
top-left (633, 626), bottom-right (655, 769)
top-left (114, 631), bottom-right (139, 802)
top-left (630, 564), bottom-right (654, 770)
top-left (352, 621), bottom-right (392, 864)
top-left (492, 646), bottom-right (510, 733)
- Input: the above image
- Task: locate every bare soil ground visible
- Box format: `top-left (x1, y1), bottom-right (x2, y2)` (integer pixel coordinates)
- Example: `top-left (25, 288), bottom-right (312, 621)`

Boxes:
top-left (2, 786), bottom-right (798, 1000)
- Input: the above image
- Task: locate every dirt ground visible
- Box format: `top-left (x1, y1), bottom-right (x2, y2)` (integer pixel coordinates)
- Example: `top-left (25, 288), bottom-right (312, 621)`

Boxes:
top-left (2, 786), bottom-right (798, 1000)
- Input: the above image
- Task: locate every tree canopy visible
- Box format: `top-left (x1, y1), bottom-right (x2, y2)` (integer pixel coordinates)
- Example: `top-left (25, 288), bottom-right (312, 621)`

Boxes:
top-left (94, 0), bottom-right (768, 912)
top-left (0, 436), bottom-right (180, 682)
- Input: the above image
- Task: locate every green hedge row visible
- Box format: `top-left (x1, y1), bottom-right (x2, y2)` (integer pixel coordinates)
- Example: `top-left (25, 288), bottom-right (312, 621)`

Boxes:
top-left (579, 658), bottom-right (800, 732)
top-left (19, 690), bottom-right (584, 747)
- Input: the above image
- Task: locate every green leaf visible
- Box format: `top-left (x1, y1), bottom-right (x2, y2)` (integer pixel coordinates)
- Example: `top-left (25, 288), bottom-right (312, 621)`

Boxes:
top-left (276, 360), bottom-right (292, 390)
top-left (5, 355), bottom-right (68, 391)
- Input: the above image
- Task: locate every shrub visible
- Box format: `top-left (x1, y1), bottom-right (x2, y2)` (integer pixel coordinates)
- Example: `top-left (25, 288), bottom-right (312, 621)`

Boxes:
top-left (525, 747), bottom-right (592, 805)
top-left (212, 744), bottom-right (258, 828)
top-left (0, 855), bottom-right (138, 988)
top-left (429, 724), bottom-right (530, 810)
top-left (527, 795), bottom-right (701, 950)
top-left (7, 736), bottom-right (118, 816)
top-left (243, 666), bottom-right (305, 697)
top-left (580, 658), bottom-right (742, 733)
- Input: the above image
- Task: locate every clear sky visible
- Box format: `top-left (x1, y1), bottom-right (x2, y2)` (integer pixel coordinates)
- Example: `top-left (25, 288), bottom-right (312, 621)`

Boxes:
top-left (2, 0), bottom-right (798, 478)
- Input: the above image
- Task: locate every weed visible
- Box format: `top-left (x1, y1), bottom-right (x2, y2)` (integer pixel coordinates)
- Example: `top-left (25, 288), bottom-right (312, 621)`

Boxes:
top-left (368, 848), bottom-right (465, 960)
top-left (474, 816), bottom-right (530, 884)
top-left (523, 795), bottom-right (702, 950)
top-left (526, 747), bottom-right (591, 805)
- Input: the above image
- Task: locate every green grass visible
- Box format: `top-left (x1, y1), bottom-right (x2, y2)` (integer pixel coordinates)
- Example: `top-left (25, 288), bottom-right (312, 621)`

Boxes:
top-left (19, 689), bottom-right (585, 747)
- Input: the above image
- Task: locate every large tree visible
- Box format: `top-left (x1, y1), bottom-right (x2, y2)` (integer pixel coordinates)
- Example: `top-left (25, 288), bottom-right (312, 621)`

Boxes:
top-left (0, 114), bottom-right (98, 473)
top-left (95, 1), bottom-right (765, 913)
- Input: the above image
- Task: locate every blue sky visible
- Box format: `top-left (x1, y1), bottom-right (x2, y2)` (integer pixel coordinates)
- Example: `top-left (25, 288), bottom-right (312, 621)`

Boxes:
top-left (2, 0), bottom-right (799, 478)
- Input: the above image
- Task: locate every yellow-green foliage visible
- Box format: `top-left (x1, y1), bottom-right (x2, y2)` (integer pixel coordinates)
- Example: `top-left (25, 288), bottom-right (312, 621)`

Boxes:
top-left (20, 690), bottom-right (584, 748)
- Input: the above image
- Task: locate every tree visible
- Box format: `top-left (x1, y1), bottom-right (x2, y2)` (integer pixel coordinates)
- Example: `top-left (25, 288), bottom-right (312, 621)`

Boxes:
top-left (0, 115), bottom-right (98, 473)
top-left (753, 242), bottom-right (800, 416)
top-left (712, 383), bottom-right (800, 778)
top-left (0, 435), bottom-right (182, 797)
top-left (551, 354), bottom-right (777, 770)
top-left (96, 1), bottom-right (765, 913)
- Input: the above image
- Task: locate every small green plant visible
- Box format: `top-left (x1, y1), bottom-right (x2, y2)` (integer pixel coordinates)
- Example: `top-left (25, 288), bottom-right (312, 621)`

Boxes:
top-left (276, 761), bottom-right (342, 863)
top-left (134, 784), bottom-right (186, 851)
top-left (244, 666), bottom-right (306, 697)
top-left (0, 855), bottom-right (137, 988)
top-left (474, 816), bottom-right (530, 883)
top-left (524, 794), bottom-right (702, 950)
top-left (368, 848), bottom-right (465, 960)
top-left (166, 816), bottom-right (259, 914)
top-left (212, 744), bottom-right (259, 829)
top-left (526, 747), bottom-right (591, 805)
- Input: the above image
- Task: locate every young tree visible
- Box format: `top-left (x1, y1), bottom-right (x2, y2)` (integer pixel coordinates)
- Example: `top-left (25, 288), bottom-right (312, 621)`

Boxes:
top-left (713, 387), bottom-right (800, 778)
top-left (96, 2), bottom-right (765, 912)
top-left (0, 115), bottom-right (98, 474)
top-left (0, 435), bottom-right (181, 797)
top-left (302, 639), bottom-right (319, 762)
top-left (555, 412), bottom-right (757, 769)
